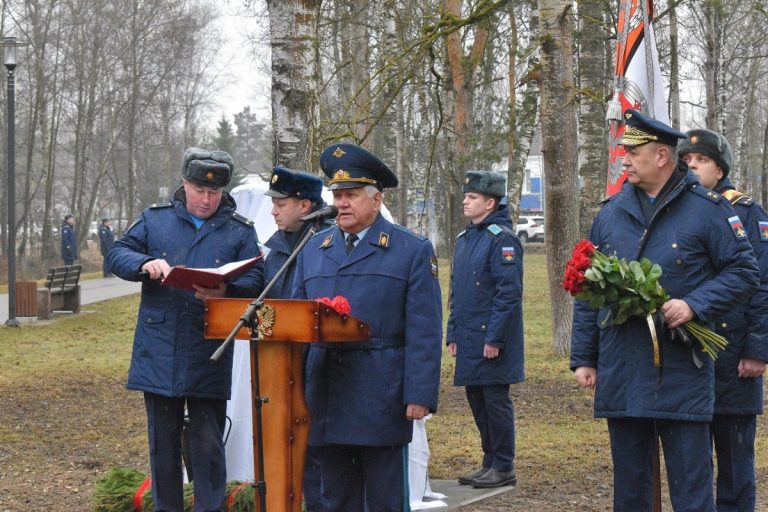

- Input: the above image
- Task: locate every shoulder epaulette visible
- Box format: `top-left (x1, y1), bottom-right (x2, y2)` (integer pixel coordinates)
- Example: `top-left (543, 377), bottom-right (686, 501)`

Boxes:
top-left (149, 202), bottom-right (173, 209)
top-left (487, 224), bottom-right (503, 236)
top-left (231, 212), bottom-right (254, 226)
top-left (689, 184), bottom-right (721, 203)
top-left (721, 189), bottom-right (753, 206)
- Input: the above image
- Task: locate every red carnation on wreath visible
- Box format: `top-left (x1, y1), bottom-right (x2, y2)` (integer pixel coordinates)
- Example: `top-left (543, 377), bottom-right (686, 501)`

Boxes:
top-left (316, 296), bottom-right (351, 316)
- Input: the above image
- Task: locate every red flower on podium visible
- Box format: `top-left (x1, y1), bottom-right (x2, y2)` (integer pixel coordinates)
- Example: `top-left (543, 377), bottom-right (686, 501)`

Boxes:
top-left (316, 296), bottom-right (351, 316)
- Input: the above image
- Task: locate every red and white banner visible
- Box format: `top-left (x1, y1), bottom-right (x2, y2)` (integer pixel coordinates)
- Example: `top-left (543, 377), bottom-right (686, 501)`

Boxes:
top-left (605, 0), bottom-right (668, 196)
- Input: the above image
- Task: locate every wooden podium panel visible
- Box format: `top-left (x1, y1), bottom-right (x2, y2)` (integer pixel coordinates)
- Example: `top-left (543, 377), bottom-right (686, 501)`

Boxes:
top-left (205, 298), bottom-right (370, 512)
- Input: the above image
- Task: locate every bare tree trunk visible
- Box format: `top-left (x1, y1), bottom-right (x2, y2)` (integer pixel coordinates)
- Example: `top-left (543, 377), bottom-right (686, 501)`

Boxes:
top-left (267, 0), bottom-right (320, 169)
top-left (667, 0), bottom-right (680, 129)
top-left (539, 0), bottom-right (579, 356)
top-left (444, 0), bottom-right (490, 247)
top-left (703, 2), bottom-right (721, 129)
top-left (575, 0), bottom-right (609, 236)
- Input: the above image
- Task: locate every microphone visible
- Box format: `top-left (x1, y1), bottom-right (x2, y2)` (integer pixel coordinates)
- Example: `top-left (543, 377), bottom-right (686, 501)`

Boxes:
top-left (300, 205), bottom-right (338, 223)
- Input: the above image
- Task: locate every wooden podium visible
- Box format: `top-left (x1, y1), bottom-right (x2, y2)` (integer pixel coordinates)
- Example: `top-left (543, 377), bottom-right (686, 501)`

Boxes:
top-left (205, 298), bottom-right (370, 512)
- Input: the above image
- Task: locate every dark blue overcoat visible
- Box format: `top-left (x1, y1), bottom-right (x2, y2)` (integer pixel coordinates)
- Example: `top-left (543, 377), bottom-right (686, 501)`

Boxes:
top-left (292, 214), bottom-right (443, 446)
top-left (713, 179), bottom-right (768, 415)
top-left (447, 206), bottom-right (524, 386)
top-left (570, 169), bottom-right (759, 421)
top-left (107, 189), bottom-right (264, 399)
top-left (98, 225), bottom-right (114, 257)
top-left (61, 223), bottom-right (76, 261)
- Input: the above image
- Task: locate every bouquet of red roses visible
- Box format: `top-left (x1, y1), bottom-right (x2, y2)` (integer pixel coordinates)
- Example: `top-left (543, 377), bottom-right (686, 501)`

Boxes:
top-left (563, 239), bottom-right (727, 362)
top-left (316, 296), bottom-right (352, 316)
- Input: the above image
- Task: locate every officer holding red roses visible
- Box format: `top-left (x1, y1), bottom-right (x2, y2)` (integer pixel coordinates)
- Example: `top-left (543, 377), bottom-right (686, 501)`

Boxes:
top-left (570, 110), bottom-right (759, 512)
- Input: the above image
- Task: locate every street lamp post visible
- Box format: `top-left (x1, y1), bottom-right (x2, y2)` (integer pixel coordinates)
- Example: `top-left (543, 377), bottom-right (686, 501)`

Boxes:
top-left (4, 37), bottom-right (19, 327)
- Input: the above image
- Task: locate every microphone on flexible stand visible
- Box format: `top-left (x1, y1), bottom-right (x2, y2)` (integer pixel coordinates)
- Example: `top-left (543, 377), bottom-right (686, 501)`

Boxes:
top-left (300, 205), bottom-right (338, 224)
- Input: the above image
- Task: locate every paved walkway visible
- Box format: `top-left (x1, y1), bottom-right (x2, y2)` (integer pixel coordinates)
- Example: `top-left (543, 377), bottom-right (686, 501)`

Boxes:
top-left (0, 276), bottom-right (141, 324)
top-left (0, 277), bottom-right (516, 508)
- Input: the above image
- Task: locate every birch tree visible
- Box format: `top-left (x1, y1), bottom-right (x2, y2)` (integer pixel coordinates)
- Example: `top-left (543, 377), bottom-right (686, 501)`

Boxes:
top-left (539, 0), bottom-right (579, 356)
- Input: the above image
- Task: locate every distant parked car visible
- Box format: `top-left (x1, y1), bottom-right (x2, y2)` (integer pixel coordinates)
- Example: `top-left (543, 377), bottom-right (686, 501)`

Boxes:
top-left (515, 216), bottom-right (544, 243)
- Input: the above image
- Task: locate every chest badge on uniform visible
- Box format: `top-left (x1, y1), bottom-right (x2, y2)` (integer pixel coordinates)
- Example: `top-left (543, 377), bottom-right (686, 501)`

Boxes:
top-left (502, 246), bottom-right (516, 263)
top-left (320, 234), bottom-right (334, 248)
top-left (728, 216), bottom-right (747, 240)
top-left (430, 256), bottom-right (439, 278)
top-left (759, 221), bottom-right (768, 241)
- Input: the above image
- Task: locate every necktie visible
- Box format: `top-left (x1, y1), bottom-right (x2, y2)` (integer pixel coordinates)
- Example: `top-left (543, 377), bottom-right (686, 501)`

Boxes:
top-left (345, 233), bottom-right (358, 254)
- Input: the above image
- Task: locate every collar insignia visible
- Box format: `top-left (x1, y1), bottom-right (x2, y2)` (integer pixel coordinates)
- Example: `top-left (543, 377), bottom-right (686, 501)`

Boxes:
top-left (378, 232), bottom-right (389, 248)
top-left (321, 234), bottom-right (334, 248)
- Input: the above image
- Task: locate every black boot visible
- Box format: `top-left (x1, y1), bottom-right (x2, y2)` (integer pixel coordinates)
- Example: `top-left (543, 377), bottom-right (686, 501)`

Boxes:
top-left (457, 467), bottom-right (490, 485)
top-left (472, 468), bottom-right (517, 488)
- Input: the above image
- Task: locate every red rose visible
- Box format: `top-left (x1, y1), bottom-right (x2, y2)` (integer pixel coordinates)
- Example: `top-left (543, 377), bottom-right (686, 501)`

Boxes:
top-left (573, 240), bottom-right (596, 258)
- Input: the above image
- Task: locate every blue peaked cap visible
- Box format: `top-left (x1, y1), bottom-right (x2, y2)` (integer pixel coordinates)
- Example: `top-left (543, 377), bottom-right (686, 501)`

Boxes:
top-left (265, 166), bottom-right (323, 202)
top-left (621, 109), bottom-right (686, 147)
top-left (320, 143), bottom-right (398, 190)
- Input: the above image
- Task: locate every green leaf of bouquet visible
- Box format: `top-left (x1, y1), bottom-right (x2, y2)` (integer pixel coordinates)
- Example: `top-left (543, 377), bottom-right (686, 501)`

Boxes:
top-left (585, 267), bottom-right (602, 282)
top-left (649, 264), bottom-right (662, 280)
top-left (589, 294), bottom-right (605, 309)
top-left (629, 261), bottom-right (645, 283)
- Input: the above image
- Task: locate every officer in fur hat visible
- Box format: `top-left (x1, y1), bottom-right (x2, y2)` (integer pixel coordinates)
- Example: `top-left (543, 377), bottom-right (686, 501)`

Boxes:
top-left (679, 130), bottom-right (768, 511)
top-left (292, 143), bottom-right (442, 511)
top-left (448, 171), bottom-right (524, 489)
top-left (108, 147), bottom-right (264, 511)
top-left (570, 110), bottom-right (759, 511)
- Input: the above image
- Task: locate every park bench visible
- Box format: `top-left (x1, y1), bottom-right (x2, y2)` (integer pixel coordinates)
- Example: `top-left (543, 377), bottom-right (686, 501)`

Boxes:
top-left (35, 264), bottom-right (82, 319)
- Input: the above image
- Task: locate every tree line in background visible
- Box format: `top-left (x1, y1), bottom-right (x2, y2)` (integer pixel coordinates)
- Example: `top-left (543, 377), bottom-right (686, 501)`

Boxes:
top-left (0, 0), bottom-right (273, 271)
top-left (3, 0), bottom-right (768, 352)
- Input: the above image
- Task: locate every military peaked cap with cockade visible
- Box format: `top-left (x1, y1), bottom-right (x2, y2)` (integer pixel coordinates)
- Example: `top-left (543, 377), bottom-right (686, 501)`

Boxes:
top-left (265, 166), bottom-right (323, 202)
top-left (319, 143), bottom-right (398, 190)
top-left (621, 109), bottom-right (686, 148)
top-left (182, 147), bottom-right (234, 188)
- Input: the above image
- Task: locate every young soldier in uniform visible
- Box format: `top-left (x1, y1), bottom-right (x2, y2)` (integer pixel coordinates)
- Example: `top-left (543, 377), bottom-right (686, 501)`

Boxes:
top-left (108, 148), bottom-right (264, 511)
top-left (678, 130), bottom-right (768, 512)
top-left (447, 171), bottom-right (524, 489)
top-left (292, 143), bottom-right (442, 511)
top-left (262, 165), bottom-right (327, 511)
top-left (570, 110), bottom-right (759, 512)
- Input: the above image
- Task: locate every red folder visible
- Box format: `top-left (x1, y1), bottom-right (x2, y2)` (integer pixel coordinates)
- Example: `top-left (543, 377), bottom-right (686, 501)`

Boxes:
top-left (161, 255), bottom-right (262, 291)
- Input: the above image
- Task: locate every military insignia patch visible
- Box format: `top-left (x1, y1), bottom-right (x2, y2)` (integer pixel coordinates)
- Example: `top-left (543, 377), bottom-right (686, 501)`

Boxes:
top-left (502, 246), bottom-right (515, 263)
top-left (332, 147), bottom-right (346, 158)
top-left (728, 216), bottom-right (748, 240)
top-left (430, 256), bottom-right (439, 278)
top-left (690, 135), bottom-right (699, 144)
top-left (321, 234), bottom-right (334, 248)
top-left (378, 232), bottom-right (390, 248)
top-left (271, 174), bottom-right (278, 183)
top-left (206, 171), bottom-right (215, 181)
top-left (487, 224), bottom-right (502, 236)
top-left (334, 169), bottom-right (350, 180)
top-left (760, 221), bottom-right (768, 241)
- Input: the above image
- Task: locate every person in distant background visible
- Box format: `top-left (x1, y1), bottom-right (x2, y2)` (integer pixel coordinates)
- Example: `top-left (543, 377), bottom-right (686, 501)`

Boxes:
top-left (98, 218), bottom-right (115, 277)
top-left (61, 214), bottom-right (76, 265)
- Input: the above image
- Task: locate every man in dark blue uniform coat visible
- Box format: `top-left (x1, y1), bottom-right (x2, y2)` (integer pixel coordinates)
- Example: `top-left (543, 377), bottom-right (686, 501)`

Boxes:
top-left (108, 148), bottom-right (264, 512)
top-left (98, 218), bottom-right (115, 277)
top-left (61, 213), bottom-right (76, 265)
top-left (679, 129), bottom-right (768, 512)
top-left (570, 110), bottom-right (759, 512)
top-left (292, 143), bottom-right (442, 511)
top-left (447, 171), bottom-right (524, 489)
top-left (261, 165), bottom-right (327, 511)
